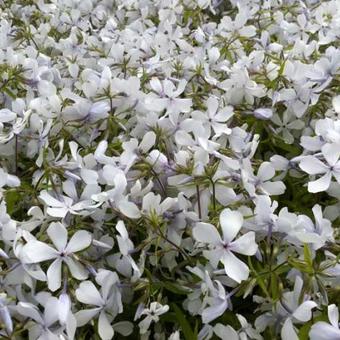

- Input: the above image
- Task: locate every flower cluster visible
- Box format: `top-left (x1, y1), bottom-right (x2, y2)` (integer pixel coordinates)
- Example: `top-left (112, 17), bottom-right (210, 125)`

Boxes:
top-left (0, 0), bottom-right (340, 339)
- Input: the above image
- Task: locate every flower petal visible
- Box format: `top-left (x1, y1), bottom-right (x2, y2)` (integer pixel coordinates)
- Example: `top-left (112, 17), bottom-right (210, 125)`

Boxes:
top-left (260, 180), bottom-right (286, 195)
top-left (21, 240), bottom-right (58, 263)
top-left (118, 201), bottom-right (141, 219)
top-left (332, 95), bottom-right (340, 113)
top-left (322, 143), bottom-right (340, 167)
top-left (281, 318), bottom-right (298, 340)
top-left (44, 297), bottom-right (60, 327)
top-left (293, 301), bottom-right (317, 322)
top-left (308, 172), bottom-right (332, 193)
top-left (214, 324), bottom-right (239, 340)
top-left (202, 299), bottom-right (228, 324)
top-left (98, 311), bottom-right (114, 340)
top-left (39, 191), bottom-right (64, 207)
top-left (0, 109), bottom-right (16, 123)
top-left (328, 304), bottom-right (339, 328)
top-left (47, 222), bottom-right (68, 251)
top-left (66, 230), bottom-right (92, 253)
top-left (46, 207), bottom-right (68, 218)
top-left (112, 321), bottom-right (134, 337)
top-left (75, 308), bottom-right (101, 327)
top-left (65, 257), bottom-right (88, 280)
top-left (310, 322), bottom-right (340, 340)
top-left (221, 251), bottom-right (249, 283)
top-left (220, 209), bottom-right (243, 243)
top-left (229, 232), bottom-right (257, 256)
top-left (0, 305), bottom-right (13, 334)
top-left (47, 259), bottom-right (62, 292)
top-left (257, 162), bottom-right (275, 181)
top-left (139, 131), bottom-right (156, 153)
top-left (58, 293), bottom-right (71, 324)
top-left (76, 281), bottom-right (103, 306)
top-left (17, 302), bottom-right (44, 324)
top-left (192, 223), bottom-right (222, 245)
top-left (299, 156), bottom-right (328, 175)
top-left (63, 180), bottom-right (78, 200)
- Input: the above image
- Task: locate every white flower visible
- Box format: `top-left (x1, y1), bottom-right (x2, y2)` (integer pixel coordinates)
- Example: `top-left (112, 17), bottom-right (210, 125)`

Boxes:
top-left (201, 278), bottom-right (230, 324)
top-left (75, 272), bottom-right (123, 340)
top-left (114, 220), bottom-right (141, 279)
top-left (92, 169), bottom-right (141, 219)
top-left (242, 159), bottom-right (286, 196)
top-left (193, 208), bottom-right (258, 283)
top-left (299, 143), bottom-right (340, 193)
top-left (0, 109), bottom-right (31, 143)
top-left (144, 78), bottom-right (192, 124)
top-left (219, 11), bottom-right (257, 38)
top-left (137, 302), bottom-right (169, 334)
top-left (236, 314), bottom-right (263, 340)
top-left (142, 192), bottom-right (175, 217)
top-left (271, 111), bottom-right (304, 144)
top-left (2, 0), bottom-right (340, 338)
top-left (213, 314), bottom-right (263, 340)
top-left (219, 69), bottom-right (265, 105)
top-left (120, 131), bottom-right (156, 171)
top-left (310, 304), bottom-right (340, 340)
top-left (21, 222), bottom-right (92, 291)
top-left (39, 180), bottom-right (99, 218)
top-left (62, 98), bottom-right (109, 123)
top-left (258, 276), bottom-right (317, 340)
top-left (191, 96), bottom-right (234, 137)
top-left (289, 204), bottom-right (334, 249)
top-left (17, 298), bottom-right (60, 340)
top-left (246, 195), bottom-right (279, 233)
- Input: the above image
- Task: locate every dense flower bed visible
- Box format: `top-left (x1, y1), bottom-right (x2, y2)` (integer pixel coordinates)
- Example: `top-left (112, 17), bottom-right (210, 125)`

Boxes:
top-left (1, 0), bottom-right (340, 339)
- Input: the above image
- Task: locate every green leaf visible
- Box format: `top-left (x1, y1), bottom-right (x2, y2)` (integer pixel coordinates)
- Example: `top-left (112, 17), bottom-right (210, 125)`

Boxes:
top-left (288, 258), bottom-right (314, 274)
top-left (298, 322), bottom-right (311, 340)
top-left (270, 273), bottom-right (280, 300)
top-left (248, 258), bottom-right (270, 298)
top-left (3, 87), bottom-right (17, 99)
top-left (5, 190), bottom-right (21, 215)
top-left (303, 244), bottom-right (313, 268)
top-left (272, 136), bottom-right (301, 155)
top-left (171, 303), bottom-right (196, 340)
top-left (278, 60), bottom-right (286, 77)
top-left (161, 281), bottom-right (191, 295)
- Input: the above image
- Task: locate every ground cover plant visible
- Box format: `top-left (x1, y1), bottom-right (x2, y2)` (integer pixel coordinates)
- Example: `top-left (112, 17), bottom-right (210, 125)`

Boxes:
top-left (0, 0), bottom-right (340, 339)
